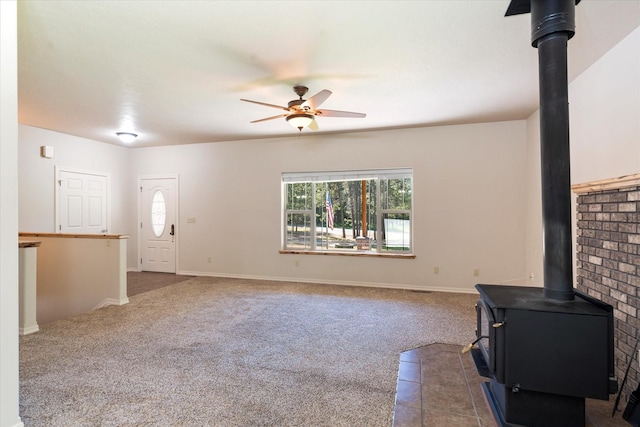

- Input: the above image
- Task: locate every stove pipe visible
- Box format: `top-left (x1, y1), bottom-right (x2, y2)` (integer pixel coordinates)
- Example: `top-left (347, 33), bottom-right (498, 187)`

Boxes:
top-left (508, 0), bottom-right (580, 301)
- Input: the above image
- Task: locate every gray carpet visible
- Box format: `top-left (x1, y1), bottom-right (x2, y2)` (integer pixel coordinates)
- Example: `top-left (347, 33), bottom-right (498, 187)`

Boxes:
top-left (19, 276), bottom-right (477, 426)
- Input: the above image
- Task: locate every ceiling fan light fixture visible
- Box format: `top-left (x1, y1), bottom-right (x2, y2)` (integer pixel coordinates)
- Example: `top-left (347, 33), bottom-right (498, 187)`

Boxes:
top-left (286, 114), bottom-right (314, 131)
top-left (241, 86), bottom-right (365, 131)
top-left (116, 132), bottom-right (138, 143)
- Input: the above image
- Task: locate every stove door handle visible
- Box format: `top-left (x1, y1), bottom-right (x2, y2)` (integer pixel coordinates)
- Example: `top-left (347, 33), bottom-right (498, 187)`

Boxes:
top-left (461, 335), bottom-right (489, 354)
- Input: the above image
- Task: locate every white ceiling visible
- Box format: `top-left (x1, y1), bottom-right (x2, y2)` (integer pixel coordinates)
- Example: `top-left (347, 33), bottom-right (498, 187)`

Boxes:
top-left (17, 1), bottom-right (640, 148)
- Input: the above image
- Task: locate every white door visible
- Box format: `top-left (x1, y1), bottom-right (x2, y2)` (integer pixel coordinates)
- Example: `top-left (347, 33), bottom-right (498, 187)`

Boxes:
top-left (140, 178), bottom-right (177, 273)
top-left (57, 169), bottom-right (109, 234)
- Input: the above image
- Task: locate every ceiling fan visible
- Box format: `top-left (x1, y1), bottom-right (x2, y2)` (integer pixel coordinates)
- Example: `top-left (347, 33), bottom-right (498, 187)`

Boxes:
top-left (240, 85), bottom-right (366, 131)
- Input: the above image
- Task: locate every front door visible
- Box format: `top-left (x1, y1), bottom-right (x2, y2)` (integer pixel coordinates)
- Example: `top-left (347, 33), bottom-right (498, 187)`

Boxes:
top-left (140, 177), bottom-right (177, 273)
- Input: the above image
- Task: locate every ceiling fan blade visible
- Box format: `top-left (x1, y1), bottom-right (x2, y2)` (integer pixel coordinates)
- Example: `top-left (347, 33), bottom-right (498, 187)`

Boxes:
top-left (308, 119), bottom-right (319, 131)
top-left (302, 89), bottom-right (332, 110)
top-left (315, 109), bottom-right (366, 118)
top-left (250, 114), bottom-right (289, 123)
top-left (240, 99), bottom-right (289, 111)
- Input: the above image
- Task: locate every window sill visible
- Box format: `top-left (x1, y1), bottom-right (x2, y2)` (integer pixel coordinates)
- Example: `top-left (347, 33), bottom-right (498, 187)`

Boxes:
top-left (279, 250), bottom-right (415, 259)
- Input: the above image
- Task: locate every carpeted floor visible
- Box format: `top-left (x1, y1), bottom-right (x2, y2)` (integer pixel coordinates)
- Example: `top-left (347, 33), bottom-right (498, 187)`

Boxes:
top-left (19, 276), bottom-right (477, 426)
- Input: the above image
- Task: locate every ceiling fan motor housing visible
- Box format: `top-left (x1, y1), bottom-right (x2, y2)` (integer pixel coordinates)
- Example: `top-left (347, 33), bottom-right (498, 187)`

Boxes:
top-left (293, 85), bottom-right (309, 98)
top-left (287, 99), bottom-right (306, 109)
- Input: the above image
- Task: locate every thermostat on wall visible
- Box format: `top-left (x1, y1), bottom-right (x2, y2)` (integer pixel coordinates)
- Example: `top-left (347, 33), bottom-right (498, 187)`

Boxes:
top-left (40, 146), bottom-right (54, 158)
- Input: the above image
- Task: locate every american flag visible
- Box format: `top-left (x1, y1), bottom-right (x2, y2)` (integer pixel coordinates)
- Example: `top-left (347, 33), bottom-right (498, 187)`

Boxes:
top-left (326, 191), bottom-right (334, 230)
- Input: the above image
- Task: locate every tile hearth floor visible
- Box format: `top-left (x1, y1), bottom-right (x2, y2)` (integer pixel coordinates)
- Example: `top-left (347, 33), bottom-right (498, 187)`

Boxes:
top-left (392, 343), bottom-right (627, 427)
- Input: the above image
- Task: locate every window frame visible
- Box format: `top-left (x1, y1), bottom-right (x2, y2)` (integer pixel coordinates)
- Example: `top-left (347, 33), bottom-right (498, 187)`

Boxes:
top-left (281, 168), bottom-right (413, 256)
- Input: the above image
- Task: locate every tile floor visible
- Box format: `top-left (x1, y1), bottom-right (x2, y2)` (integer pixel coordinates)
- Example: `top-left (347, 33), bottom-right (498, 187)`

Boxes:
top-left (392, 343), bottom-right (628, 427)
top-left (127, 271), bottom-right (191, 296)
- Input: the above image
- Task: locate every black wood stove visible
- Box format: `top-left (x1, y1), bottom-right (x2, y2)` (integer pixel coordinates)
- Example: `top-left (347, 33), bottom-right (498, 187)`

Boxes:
top-left (473, 285), bottom-right (616, 426)
top-left (468, 1), bottom-right (618, 426)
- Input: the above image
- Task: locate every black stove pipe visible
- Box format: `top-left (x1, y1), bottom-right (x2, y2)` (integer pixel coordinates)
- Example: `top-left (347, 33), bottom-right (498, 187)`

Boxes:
top-left (534, 0), bottom-right (576, 301)
top-left (508, 0), bottom-right (580, 301)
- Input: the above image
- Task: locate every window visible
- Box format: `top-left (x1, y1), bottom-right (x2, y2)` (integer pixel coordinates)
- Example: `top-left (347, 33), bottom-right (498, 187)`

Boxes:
top-left (282, 169), bottom-right (412, 254)
top-left (151, 190), bottom-right (167, 237)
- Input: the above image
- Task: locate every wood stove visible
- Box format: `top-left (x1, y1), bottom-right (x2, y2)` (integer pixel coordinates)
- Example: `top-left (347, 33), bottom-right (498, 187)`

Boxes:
top-left (472, 284), bottom-right (617, 426)
top-left (467, 1), bottom-right (619, 425)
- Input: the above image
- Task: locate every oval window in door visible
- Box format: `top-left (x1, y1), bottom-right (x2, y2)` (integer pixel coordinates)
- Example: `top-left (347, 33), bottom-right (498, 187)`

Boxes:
top-left (151, 190), bottom-right (166, 237)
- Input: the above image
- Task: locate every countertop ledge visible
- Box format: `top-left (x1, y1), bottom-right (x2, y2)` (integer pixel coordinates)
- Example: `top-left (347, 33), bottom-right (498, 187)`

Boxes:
top-left (19, 241), bottom-right (42, 248)
top-left (20, 232), bottom-right (129, 240)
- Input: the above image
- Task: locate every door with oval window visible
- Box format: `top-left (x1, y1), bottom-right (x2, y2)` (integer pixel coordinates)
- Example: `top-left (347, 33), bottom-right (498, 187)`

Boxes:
top-left (140, 177), bottom-right (177, 273)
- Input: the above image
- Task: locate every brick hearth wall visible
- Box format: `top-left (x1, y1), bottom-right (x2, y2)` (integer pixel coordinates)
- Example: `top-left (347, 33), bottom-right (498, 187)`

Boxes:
top-left (576, 185), bottom-right (640, 403)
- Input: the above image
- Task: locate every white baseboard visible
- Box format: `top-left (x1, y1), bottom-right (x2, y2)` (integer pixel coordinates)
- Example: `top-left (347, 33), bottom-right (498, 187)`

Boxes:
top-left (93, 297), bottom-right (129, 310)
top-left (176, 270), bottom-right (478, 294)
top-left (19, 324), bottom-right (40, 335)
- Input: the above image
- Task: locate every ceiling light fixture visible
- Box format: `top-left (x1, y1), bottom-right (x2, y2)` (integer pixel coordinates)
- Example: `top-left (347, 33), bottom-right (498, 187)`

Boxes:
top-left (116, 132), bottom-right (138, 143)
top-left (286, 114), bottom-right (314, 131)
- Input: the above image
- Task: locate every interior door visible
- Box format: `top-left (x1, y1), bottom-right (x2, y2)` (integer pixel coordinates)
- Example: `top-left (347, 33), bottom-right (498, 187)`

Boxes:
top-left (140, 177), bottom-right (177, 273)
top-left (57, 169), bottom-right (109, 234)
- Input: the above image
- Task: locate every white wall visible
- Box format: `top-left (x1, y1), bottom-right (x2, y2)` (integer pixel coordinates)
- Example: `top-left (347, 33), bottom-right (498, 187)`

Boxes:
top-left (131, 121), bottom-right (528, 292)
top-left (524, 27), bottom-right (640, 287)
top-left (0, 1), bottom-right (23, 426)
top-left (18, 120), bottom-right (528, 293)
top-left (570, 27), bottom-right (640, 184)
top-left (26, 235), bottom-right (128, 324)
top-left (524, 110), bottom-right (543, 287)
top-left (18, 125), bottom-right (132, 235)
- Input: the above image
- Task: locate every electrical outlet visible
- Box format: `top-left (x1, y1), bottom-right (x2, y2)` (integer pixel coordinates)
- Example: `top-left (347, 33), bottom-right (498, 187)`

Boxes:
top-left (473, 268), bottom-right (480, 277)
top-left (295, 260), bottom-right (300, 267)
top-left (207, 257), bottom-right (212, 263)
top-left (529, 273), bottom-right (535, 281)
top-left (433, 266), bottom-right (439, 274)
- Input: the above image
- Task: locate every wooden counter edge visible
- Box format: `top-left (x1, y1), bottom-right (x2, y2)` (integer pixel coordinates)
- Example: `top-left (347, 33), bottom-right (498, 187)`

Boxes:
top-left (19, 241), bottom-right (42, 248)
top-left (19, 232), bottom-right (129, 240)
